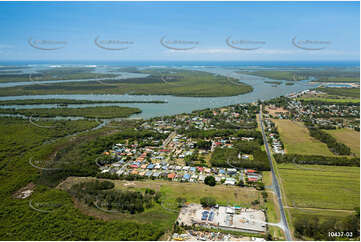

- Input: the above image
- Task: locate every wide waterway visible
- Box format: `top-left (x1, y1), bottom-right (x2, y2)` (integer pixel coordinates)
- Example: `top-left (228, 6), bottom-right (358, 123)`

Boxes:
top-left (0, 66), bottom-right (318, 119)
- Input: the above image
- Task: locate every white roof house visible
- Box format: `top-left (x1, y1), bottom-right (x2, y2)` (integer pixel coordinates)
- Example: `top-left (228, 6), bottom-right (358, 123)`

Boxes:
top-left (224, 177), bottom-right (236, 185)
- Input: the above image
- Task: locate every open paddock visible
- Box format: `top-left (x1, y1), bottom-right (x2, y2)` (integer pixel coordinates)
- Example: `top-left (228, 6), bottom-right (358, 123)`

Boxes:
top-left (273, 119), bottom-right (335, 156)
top-left (277, 163), bottom-right (359, 210)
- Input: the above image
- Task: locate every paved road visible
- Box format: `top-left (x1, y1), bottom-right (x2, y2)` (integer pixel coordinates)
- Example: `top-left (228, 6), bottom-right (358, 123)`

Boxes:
top-left (259, 106), bottom-right (292, 241)
top-left (163, 131), bottom-right (176, 148)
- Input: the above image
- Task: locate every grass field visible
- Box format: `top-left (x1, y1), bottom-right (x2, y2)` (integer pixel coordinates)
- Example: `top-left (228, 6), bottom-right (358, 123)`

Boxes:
top-left (60, 177), bottom-right (262, 209)
top-left (273, 119), bottom-right (335, 156)
top-left (265, 193), bottom-right (285, 240)
top-left (277, 163), bottom-right (360, 210)
top-left (288, 207), bottom-right (353, 221)
top-left (324, 128), bottom-right (360, 156)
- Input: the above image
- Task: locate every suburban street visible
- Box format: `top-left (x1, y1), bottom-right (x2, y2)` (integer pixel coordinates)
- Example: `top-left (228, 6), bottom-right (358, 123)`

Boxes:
top-left (259, 105), bottom-right (292, 241)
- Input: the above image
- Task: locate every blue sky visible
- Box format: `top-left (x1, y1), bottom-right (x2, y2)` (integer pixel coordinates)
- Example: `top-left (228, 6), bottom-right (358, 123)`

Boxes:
top-left (0, 1), bottom-right (359, 61)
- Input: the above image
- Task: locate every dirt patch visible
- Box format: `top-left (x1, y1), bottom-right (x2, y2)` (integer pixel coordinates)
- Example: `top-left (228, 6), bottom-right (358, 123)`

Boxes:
top-left (124, 182), bottom-right (136, 187)
top-left (13, 182), bottom-right (35, 199)
top-left (266, 105), bottom-right (288, 116)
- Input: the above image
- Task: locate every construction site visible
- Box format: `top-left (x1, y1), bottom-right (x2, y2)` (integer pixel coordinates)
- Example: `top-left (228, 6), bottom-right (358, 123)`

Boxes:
top-left (176, 204), bottom-right (266, 234)
top-left (171, 230), bottom-right (265, 241)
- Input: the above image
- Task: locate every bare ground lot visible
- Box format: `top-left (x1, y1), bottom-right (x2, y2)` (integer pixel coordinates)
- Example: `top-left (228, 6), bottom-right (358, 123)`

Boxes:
top-left (265, 106), bottom-right (288, 116)
top-left (58, 177), bottom-right (262, 208)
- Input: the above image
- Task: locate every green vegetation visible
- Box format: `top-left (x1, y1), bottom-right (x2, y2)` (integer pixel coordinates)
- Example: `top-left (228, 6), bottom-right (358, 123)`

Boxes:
top-left (0, 117), bottom-right (170, 240)
top-left (200, 197), bottom-right (217, 207)
top-left (299, 97), bottom-right (360, 104)
top-left (0, 99), bottom-right (166, 105)
top-left (184, 129), bottom-right (263, 143)
top-left (95, 179), bottom-right (262, 208)
top-left (317, 87), bottom-right (360, 99)
top-left (68, 181), bottom-right (161, 214)
top-left (274, 154), bottom-right (359, 167)
top-left (0, 67), bottom-right (115, 83)
top-left (307, 126), bottom-right (351, 155)
top-left (240, 67), bottom-right (360, 85)
top-left (239, 70), bottom-right (306, 81)
top-left (204, 176), bottom-right (216, 186)
top-left (325, 129), bottom-right (360, 156)
top-left (264, 192), bottom-right (285, 240)
top-left (39, 128), bottom-right (165, 187)
top-left (0, 69), bottom-right (253, 97)
top-left (277, 163), bottom-right (360, 210)
top-left (293, 208), bottom-right (359, 240)
top-left (0, 188), bottom-right (165, 240)
top-left (314, 76), bottom-right (360, 83)
top-left (0, 106), bottom-right (141, 118)
top-left (273, 119), bottom-right (335, 156)
top-left (264, 81), bottom-right (282, 85)
top-left (210, 145), bottom-right (270, 171)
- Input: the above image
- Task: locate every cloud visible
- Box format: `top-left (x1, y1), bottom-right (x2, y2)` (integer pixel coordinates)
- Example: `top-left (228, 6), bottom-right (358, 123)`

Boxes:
top-left (164, 47), bottom-right (299, 55)
top-left (0, 44), bottom-right (14, 49)
top-left (163, 47), bottom-right (359, 56)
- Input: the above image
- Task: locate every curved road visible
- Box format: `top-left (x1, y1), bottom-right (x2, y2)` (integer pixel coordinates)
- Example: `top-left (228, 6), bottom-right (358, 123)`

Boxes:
top-left (259, 106), bottom-right (292, 241)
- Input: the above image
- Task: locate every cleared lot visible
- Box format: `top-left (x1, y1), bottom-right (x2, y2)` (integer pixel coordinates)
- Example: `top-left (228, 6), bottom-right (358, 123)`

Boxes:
top-left (177, 204), bottom-right (266, 233)
top-left (273, 119), bottom-right (334, 156)
top-left (60, 177), bottom-right (262, 208)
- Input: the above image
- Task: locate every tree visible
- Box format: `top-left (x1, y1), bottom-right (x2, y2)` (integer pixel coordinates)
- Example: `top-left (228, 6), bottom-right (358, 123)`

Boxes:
top-left (176, 197), bottom-right (187, 207)
top-left (204, 176), bottom-right (216, 186)
top-left (256, 181), bottom-right (265, 190)
top-left (200, 197), bottom-right (216, 207)
top-left (261, 191), bottom-right (268, 202)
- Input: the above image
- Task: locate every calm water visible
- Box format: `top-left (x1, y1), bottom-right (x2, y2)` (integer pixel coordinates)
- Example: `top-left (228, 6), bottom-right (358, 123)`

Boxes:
top-left (0, 66), bottom-right (318, 119)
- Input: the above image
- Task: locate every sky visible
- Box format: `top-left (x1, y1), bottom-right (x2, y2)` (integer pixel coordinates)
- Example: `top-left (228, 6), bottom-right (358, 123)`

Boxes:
top-left (0, 1), bottom-right (359, 61)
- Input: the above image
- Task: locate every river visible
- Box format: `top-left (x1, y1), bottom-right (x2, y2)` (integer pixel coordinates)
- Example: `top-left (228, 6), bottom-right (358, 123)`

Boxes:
top-left (0, 66), bottom-right (318, 119)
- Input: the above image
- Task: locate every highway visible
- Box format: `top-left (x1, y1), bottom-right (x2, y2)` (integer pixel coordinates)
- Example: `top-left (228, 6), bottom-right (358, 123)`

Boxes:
top-left (259, 106), bottom-right (292, 241)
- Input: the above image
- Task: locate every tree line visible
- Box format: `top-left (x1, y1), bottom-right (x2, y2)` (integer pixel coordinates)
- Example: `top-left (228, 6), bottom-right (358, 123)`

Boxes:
top-left (274, 154), bottom-right (359, 167)
top-left (210, 143), bottom-right (270, 171)
top-left (306, 126), bottom-right (351, 155)
top-left (68, 180), bottom-right (161, 214)
top-left (294, 208), bottom-right (360, 240)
